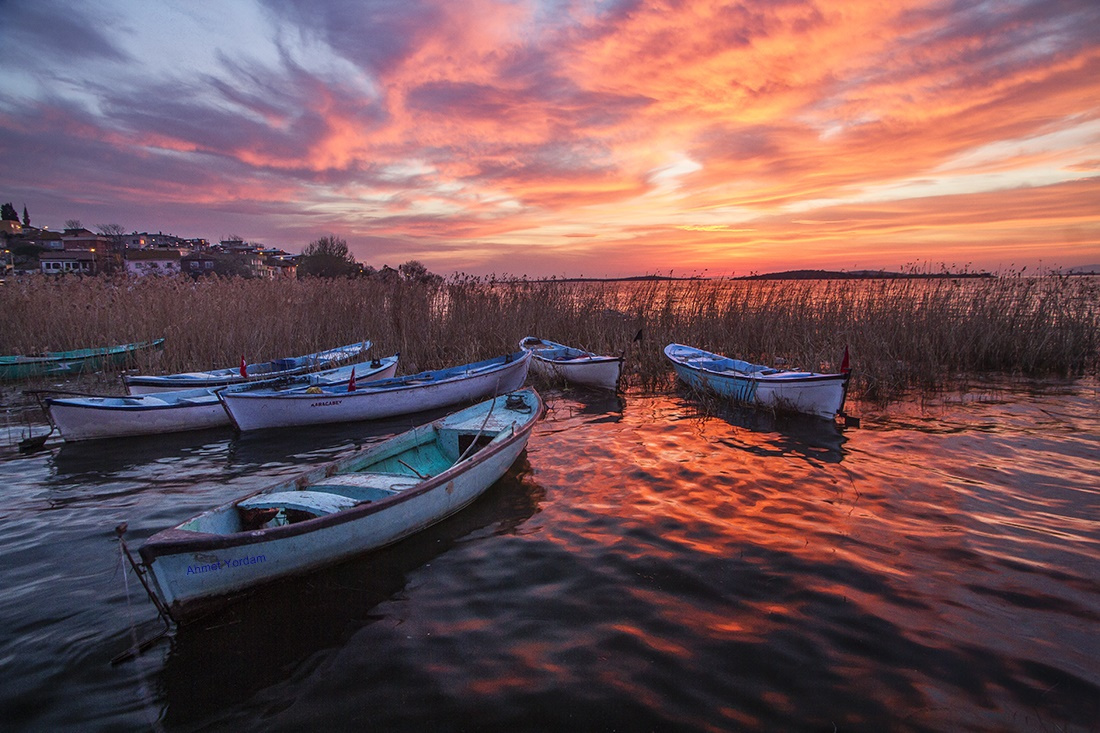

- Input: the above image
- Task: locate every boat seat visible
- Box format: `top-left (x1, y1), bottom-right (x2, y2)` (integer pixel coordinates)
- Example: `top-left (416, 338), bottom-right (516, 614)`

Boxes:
top-left (442, 412), bottom-right (518, 434)
top-left (238, 490), bottom-right (359, 515)
top-left (315, 473), bottom-right (421, 493)
top-left (176, 396), bottom-right (215, 405)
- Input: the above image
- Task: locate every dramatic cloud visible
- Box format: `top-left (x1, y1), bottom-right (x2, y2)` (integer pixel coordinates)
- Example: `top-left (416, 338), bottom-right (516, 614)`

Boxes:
top-left (1, 0), bottom-right (1097, 275)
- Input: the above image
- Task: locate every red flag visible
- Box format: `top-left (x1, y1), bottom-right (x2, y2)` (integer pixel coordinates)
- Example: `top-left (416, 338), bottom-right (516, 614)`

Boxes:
top-left (239, 355), bottom-right (247, 378)
top-left (347, 367), bottom-right (356, 392)
top-left (841, 346), bottom-right (850, 373)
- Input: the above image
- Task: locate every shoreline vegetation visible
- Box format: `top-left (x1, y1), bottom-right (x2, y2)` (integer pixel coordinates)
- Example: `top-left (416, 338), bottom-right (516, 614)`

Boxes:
top-left (1, 273), bottom-right (1097, 406)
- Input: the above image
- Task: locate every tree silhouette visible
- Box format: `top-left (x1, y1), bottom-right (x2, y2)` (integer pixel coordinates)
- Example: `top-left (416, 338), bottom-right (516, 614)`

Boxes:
top-left (399, 260), bottom-right (442, 285)
top-left (97, 223), bottom-right (126, 250)
top-left (97, 223), bottom-right (127, 274)
top-left (298, 235), bottom-right (359, 278)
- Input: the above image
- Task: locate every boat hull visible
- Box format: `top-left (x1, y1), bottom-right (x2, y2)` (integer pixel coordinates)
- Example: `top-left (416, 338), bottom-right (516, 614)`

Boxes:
top-left (48, 355), bottom-right (398, 441)
top-left (520, 337), bottom-right (623, 391)
top-left (138, 389), bottom-right (543, 620)
top-left (221, 352), bottom-right (530, 431)
top-left (665, 343), bottom-right (849, 419)
top-left (47, 391), bottom-right (229, 441)
top-left (528, 355), bottom-right (622, 390)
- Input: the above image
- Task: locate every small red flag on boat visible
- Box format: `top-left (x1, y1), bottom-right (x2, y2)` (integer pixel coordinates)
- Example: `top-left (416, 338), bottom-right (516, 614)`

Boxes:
top-left (239, 355), bottom-right (247, 378)
top-left (841, 345), bottom-right (850, 373)
top-left (347, 367), bottom-right (356, 392)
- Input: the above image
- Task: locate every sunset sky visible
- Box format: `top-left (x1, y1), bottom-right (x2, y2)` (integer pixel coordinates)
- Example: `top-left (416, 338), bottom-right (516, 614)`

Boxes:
top-left (1, 0), bottom-right (1098, 277)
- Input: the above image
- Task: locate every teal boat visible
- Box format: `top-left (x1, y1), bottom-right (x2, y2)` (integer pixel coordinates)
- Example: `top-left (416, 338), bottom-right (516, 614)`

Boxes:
top-left (0, 338), bottom-right (165, 381)
top-left (126, 387), bottom-right (544, 621)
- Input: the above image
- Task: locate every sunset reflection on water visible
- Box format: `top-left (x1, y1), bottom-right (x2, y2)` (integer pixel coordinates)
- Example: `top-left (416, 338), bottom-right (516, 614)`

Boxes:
top-left (0, 380), bottom-right (1096, 731)
top-left (511, 385), bottom-right (1098, 730)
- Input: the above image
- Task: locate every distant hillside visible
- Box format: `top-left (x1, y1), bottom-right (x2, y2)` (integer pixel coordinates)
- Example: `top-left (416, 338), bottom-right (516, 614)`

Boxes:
top-left (1061, 265), bottom-right (1100, 275)
top-left (736, 269), bottom-right (994, 280)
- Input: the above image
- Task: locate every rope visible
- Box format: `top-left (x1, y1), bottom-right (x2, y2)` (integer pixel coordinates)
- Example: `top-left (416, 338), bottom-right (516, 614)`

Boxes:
top-left (456, 394), bottom-right (499, 464)
top-left (118, 542), bottom-right (166, 732)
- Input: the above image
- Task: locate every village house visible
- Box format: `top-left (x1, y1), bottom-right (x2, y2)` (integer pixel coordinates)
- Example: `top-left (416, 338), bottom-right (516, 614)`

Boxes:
top-left (180, 252), bottom-right (217, 277)
top-left (6, 225), bottom-right (63, 250)
top-left (39, 250), bottom-right (97, 275)
top-left (219, 238), bottom-right (256, 254)
top-left (122, 231), bottom-right (194, 251)
top-left (23, 229), bottom-right (64, 251)
top-left (239, 252), bottom-right (265, 278)
top-left (125, 249), bottom-right (181, 277)
top-left (268, 257), bottom-right (298, 278)
top-left (61, 228), bottom-right (111, 252)
top-left (5, 221), bottom-right (303, 279)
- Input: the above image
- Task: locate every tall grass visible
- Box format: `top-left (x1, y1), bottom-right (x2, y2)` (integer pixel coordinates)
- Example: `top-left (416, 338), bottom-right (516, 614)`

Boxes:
top-left (1, 273), bottom-right (1097, 403)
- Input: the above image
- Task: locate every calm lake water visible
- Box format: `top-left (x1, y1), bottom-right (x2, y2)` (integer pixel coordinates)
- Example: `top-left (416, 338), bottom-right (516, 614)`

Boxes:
top-left (1, 378), bottom-right (1097, 731)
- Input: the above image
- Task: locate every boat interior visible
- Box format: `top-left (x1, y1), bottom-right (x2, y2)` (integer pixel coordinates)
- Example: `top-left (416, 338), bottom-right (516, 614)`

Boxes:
top-left (688, 356), bottom-right (777, 375)
top-left (540, 347), bottom-right (588, 361)
top-left (184, 397), bottom-right (529, 535)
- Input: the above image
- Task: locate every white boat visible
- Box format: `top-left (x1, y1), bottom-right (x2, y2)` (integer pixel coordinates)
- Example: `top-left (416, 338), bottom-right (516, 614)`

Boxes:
top-left (222, 353), bottom-right (399, 394)
top-left (124, 341), bottom-right (372, 394)
top-left (45, 355), bottom-right (399, 441)
top-left (519, 337), bottom-right (623, 391)
top-left (125, 388), bottom-right (544, 621)
top-left (664, 343), bottom-right (850, 419)
top-left (219, 351), bottom-right (532, 432)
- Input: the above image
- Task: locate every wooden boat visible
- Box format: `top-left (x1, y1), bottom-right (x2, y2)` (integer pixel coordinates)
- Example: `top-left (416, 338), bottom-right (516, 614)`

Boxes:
top-left (123, 341), bottom-right (372, 394)
top-left (126, 387), bottom-right (543, 621)
top-left (519, 337), bottom-right (623, 391)
top-left (219, 351), bottom-right (532, 432)
top-left (664, 343), bottom-right (850, 419)
top-left (43, 354), bottom-right (399, 441)
top-left (0, 338), bottom-right (165, 381)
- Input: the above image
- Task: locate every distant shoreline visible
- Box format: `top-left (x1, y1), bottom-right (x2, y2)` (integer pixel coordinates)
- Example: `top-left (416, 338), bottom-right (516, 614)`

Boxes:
top-left (530, 267), bottom-right (1100, 282)
top-left (529, 270), bottom-right (997, 283)
top-left (735, 269), bottom-right (995, 280)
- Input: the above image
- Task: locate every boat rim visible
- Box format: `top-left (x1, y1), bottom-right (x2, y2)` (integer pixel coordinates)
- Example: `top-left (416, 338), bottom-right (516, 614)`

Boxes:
top-left (520, 337), bottom-right (623, 364)
top-left (664, 343), bottom-right (848, 383)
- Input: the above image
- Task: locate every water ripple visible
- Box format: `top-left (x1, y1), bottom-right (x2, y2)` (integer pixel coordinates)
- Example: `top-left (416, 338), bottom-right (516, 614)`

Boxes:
top-left (0, 380), bottom-right (1097, 731)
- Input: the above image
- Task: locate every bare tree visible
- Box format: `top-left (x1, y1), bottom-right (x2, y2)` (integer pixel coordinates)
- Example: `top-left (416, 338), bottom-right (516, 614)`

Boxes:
top-left (97, 223), bottom-right (126, 248)
top-left (298, 235), bottom-right (359, 278)
top-left (93, 223), bottom-right (127, 274)
top-left (64, 219), bottom-right (82, 230)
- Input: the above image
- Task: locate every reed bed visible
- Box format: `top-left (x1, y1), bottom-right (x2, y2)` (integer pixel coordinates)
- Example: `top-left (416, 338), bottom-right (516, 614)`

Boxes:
top-left (1, 273), bottom-right (1097, 404)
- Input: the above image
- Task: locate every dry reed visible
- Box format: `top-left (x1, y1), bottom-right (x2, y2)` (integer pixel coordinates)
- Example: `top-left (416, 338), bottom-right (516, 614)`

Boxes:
top-left (1, 273), bottom-right (1097, 403)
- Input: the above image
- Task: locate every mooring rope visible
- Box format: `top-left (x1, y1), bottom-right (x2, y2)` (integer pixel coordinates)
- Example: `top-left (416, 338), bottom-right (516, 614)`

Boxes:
top-left (118, 542), bottom-right (166, 732)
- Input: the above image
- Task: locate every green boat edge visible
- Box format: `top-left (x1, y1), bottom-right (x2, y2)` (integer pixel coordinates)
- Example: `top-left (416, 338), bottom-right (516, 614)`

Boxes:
top-left (0, 338), bottom-right (166, 381)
